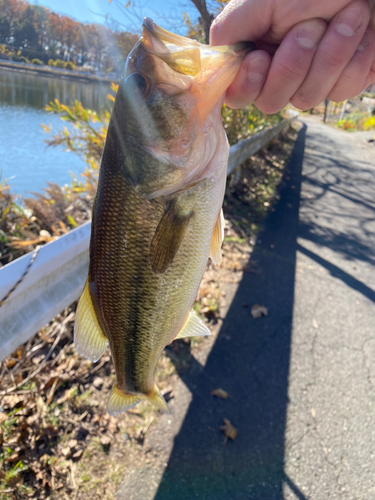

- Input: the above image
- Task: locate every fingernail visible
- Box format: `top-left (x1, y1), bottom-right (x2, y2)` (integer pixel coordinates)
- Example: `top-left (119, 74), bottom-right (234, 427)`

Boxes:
top-left (336, 8), bottom-right (364, 37)
top-left (247, 55), bottom-right (269, 82)
top-left (296, 21), bottom-right (326, 49)
top-left (357, 30), bottom-right (371, 51)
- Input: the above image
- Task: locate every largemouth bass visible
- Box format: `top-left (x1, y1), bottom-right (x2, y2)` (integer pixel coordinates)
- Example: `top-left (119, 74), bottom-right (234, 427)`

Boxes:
top-left (74, 18), bottom-right (251, 415)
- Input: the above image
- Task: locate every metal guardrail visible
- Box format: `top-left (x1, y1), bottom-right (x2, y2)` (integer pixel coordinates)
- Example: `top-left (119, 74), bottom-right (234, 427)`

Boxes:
top-left (0, 112), bottom-right (298, 361)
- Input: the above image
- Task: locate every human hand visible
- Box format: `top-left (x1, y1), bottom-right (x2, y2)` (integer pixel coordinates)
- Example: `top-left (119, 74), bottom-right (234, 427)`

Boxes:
top-left (210, 0), bottom-right (375, 112)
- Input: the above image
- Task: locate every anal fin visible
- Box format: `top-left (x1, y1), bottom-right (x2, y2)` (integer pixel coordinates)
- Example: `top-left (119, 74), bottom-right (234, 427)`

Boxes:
top-left (175, 310), bottom-right (211, 340)
top-left (74, 280), bottom-right (108, 362)
top-left (107, 383), bottom-right (170, 415)
top-left (210, 209), bottom-right (224, 265)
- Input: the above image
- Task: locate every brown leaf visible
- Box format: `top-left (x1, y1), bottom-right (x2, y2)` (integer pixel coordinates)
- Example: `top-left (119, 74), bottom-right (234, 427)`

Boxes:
top-left (0, 412), bottom-right (7, 425)
top-left (68, 439), bottom-right (78, 450)
top-left (161, 387), bottom-right (174, 402)
top-left (6, 452), bottom-right (21, 463)
top-left (27, 414), bottom-right (40, 426)
top-left (42, 425), bottom-right (59, 439)
top-left (55, 387), bottom-right (74, 404)
top-left (93, 377), bottom-right (104, 389)
top-left (210, 388), bottom-right (228, 399)
top-left (8, 474), bottom-right (23, 486)
top-left (108, 417), bottom-right (118, 434)
top-left (220, 418), bottom-right (238, 441)
top-left (36, 396), bottom-right (46, 417)
top-left (72, 449), bottom-right (83, 460)
top-left (250, 304), bottom-right (268, 318)
top-left (100, 435), bottom-right (111, 447)
top-left (6, 359), bottom-right (18, 369)
top-left (4, 395), bottom-right (21, 410)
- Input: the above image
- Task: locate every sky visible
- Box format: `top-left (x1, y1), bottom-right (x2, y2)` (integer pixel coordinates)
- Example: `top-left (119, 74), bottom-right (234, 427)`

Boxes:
top-left (33, 0), bottom-right (199, 34)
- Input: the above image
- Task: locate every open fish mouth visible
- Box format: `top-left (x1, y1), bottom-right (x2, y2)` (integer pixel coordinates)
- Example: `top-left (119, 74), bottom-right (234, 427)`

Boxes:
top-left (140, 17), bottom-right (255, 78)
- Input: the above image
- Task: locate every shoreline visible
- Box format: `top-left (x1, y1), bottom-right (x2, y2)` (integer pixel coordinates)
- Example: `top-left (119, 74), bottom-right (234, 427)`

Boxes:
top-left (0, 59), bottom-right (119, 84)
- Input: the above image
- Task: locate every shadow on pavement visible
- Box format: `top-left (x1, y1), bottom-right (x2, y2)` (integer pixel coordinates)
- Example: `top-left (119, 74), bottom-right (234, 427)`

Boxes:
top-left (297, 243), bottom-right (375, 303)
top-left (153, 125), bottom-right (308, 500)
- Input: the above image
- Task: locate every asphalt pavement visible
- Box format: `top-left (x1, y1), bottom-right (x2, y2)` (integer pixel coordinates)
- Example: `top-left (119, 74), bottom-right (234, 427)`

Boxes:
top-left (116, 117), bottom-right (375, 500)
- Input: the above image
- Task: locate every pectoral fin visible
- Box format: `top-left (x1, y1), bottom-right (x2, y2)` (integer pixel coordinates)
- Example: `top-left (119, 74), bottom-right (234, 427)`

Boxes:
top-left (175, 310), bottom-right (211, 339)
top-left (210, 209), bottom-right (225, 265)
top-left (150, 202), bottom-right (193, 274)
top-left (74, 280), bottom-right (108, 362)
top-left (107, 383), bottom-right (170, 415)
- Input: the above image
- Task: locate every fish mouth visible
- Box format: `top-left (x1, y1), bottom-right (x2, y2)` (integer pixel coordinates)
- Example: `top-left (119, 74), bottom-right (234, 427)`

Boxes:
top-left (141, 17), bottom-right (254, 78)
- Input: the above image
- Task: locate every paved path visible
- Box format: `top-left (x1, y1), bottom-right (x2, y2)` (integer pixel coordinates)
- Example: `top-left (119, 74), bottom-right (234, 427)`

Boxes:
top-left (117, 118), bottom-right (375, 500)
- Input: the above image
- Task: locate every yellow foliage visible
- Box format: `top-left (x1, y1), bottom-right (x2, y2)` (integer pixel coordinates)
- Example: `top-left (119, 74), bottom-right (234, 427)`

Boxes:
top-left (363, 116), bottom-right (375, 130)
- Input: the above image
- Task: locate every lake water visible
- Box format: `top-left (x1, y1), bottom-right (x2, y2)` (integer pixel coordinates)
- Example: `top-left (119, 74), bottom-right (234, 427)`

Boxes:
top-left (0, 68), bottom-right (112, 198)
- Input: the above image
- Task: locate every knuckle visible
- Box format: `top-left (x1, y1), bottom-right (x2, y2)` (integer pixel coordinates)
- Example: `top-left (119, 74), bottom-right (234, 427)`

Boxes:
top-left (276, 59), bottom-right (307, 81)
top-left (328, 84), bottom-right (362, 102)
top-left (290, 92), bottom-right (316, 111)
top-left (318, 47), bottom-right (346, 70)
top-left (255, 98), bottom-right (281, 114)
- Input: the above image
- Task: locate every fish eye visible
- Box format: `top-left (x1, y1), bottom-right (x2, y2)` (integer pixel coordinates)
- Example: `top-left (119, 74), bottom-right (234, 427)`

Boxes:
top-left (125, 73), bottom-right (148, 96)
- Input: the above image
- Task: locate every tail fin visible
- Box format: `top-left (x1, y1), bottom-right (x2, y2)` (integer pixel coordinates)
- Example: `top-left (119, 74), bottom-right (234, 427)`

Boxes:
top-left (107, 383), bottom-right (170, 416)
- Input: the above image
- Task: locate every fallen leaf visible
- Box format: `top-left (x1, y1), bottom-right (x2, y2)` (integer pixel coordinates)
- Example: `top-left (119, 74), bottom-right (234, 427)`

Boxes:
top-left (108, 417), bottom-right (118, 434)
top-left (6, 452), bottom-right (21, 462)
top-left (210, 389), bottom-right (228, 399)
top-left (251, 304), bottom-right (268, 318)
top-left (100, 435), bottom-right (111, 447)
top-left (6, 359), bottom-right (18, 369)
top-left (36, 396), bottom-right (46, 417)
top-left (68, 439), bottom-right (78, 449)
top-left (55, 388), bottom-right (74, 405)
top-left (72, 449), bottom-right (83, 460)
top-left (0, 413), bottom-right (7, 425)
top-left (161, 387), bottom-right (174, 402)
top-left (4, 395), bottom-right (21, 410)
top-left (93, 377), bottom-right (104, 389)
top-left (220, 418), bottom-right (237, 441)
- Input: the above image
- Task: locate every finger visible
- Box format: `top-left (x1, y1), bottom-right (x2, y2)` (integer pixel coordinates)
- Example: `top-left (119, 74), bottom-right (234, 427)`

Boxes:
top-left (328, 28), bottom-right (375, 101)
top-left (255, 19), bottom-right (327, 114)
top-left (210, 0), bottom-right (354, 47)
top-left (366, 51), bottom-right (375, 85)
top-left (359, 31), bottom-right (375, 89)
top-left (224, 51), bottom-right (271, 109)
top-left (291, 0), bottom-right (371, 110)
top-left (210, 0), bottom-right (274, 46)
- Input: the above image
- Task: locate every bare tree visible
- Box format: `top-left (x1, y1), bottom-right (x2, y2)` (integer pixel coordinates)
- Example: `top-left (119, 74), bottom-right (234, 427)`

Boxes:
top-left (189, 0), bottom-right (214, 43)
